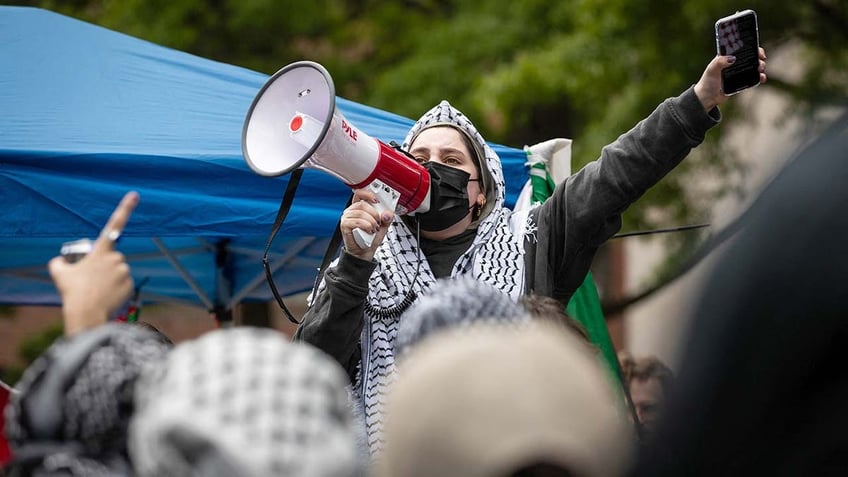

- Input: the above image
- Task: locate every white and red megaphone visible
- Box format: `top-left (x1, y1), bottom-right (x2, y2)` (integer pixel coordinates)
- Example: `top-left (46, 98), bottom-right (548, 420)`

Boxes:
top-left (242, 61), bottom-right (431, 248)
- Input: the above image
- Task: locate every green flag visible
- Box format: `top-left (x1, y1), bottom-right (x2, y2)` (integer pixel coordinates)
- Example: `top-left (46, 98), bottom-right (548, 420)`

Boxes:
top-left (526, 148), bottom-right (622, 381)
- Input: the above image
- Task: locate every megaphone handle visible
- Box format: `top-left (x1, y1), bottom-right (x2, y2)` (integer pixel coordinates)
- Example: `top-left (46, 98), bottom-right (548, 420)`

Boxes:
top-left (352, 221), bottom-right (379, 249)
top-left (352, 179), bottom-right (400, 249)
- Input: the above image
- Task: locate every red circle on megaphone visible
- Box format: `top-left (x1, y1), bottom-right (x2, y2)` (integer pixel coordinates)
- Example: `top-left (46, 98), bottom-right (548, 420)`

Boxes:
top-left (290, 114), bottom-right (303, 132)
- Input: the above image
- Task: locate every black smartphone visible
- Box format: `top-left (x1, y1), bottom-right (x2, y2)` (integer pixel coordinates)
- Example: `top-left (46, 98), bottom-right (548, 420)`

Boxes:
top-left (715, 9), bottom-right (760, 95)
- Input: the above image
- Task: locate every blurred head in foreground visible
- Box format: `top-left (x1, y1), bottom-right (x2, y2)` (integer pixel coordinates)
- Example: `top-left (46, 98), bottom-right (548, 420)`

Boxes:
top-left (130, 327), bottom-right (363, 477)
top-left (378, 322), bottom-right (634, 477)
top-left (395, 276), bottom-right (529, 359)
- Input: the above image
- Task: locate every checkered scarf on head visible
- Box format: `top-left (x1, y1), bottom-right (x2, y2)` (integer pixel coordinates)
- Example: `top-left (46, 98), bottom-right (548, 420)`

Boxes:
top-left (129, 327), bottom-right (363, 477)
top-left (394, 276), bottom-right (530, 360)
top-left (4, 323), bottom-right (171, 476)
top-left (311, 100), bottom-right (529, 454)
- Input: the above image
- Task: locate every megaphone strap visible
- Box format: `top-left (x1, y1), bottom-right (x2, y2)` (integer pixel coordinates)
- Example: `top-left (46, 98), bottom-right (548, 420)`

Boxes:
top-left (263, 169), bottom-right (305, 325)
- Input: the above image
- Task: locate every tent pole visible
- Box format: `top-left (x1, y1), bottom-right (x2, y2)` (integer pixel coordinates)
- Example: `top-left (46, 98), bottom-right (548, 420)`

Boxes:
top-left (152, 237), bottom-right (214, 310)
top-left (213, 239), bottom-right (234, 325)
top-left (227, 237), bottom-right (316, 309)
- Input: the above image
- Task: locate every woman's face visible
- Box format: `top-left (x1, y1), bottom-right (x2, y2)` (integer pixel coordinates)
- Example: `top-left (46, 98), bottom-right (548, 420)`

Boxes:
top-left (410, 126), bottom-right (484, 200)
top-left (408, 126), bottom-right (486, 239)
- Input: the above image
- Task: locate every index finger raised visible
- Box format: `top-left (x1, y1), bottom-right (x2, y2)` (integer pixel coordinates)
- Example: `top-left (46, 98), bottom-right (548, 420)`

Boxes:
top-left (94, 191), bottom-right (139, 253)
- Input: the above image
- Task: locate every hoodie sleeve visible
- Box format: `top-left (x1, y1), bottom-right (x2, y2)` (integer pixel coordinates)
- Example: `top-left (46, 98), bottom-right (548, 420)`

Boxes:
top-left (527, 86), bottom-right (721, 302)
top-left (294, 251), bottom-right (377, 382)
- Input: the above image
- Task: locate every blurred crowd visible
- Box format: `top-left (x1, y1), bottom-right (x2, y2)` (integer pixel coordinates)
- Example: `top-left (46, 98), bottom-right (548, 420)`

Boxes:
top-left (5, 117), bottom-right (847, 475)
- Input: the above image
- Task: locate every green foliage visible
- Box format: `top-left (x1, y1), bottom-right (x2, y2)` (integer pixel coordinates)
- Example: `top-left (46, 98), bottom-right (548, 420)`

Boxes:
top-left (1, 321), bottom-right (65, 386)
top-left (18, 321), bottom-right (64, 363)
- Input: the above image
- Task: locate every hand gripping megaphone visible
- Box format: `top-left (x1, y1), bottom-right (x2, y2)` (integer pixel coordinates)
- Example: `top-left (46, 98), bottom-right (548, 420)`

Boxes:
top-left (242, 61), bottom-right (431, 248)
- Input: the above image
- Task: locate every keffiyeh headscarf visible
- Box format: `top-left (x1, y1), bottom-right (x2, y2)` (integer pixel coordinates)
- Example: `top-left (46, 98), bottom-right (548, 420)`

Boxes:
top-left (129, 327), bottom-right (363, 477)
top-left (313, 100), bottom-right (531, 454)
top-left (4, 323), bottom-right (171, 476)
top-left (394, 276), bottom-right (530, 360)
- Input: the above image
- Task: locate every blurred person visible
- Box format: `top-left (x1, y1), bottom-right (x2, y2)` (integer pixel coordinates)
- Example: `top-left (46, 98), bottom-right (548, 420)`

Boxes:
top-left (4, 324), bottom-right (172, 476)
top-left (625, 357), bottom-right (673, 434)
top-left (618, 351), bottom-right (635, 384)
top-left (2, 192), bottom-right (174, 476)
top-left (378, 321), bottom-right (634, 477)
top-left (129, 327), bottom-right (364, 477)
top-left (631, 118), bottom-right (848, 475)
top-left (296, 51), bottom-right (768, 453)
top-left (4, 189), bottom-right (366, 476)
top-left (393, 276), bottom-right (530, 360)
top-left (49, 192), bottom-right (139, 337)
top-left (520, 296), bottom-right (646, 435)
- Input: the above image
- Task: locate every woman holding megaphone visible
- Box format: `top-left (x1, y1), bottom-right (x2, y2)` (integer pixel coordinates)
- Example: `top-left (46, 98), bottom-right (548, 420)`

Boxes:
top-left (295, 50), bottom-right (768, 456)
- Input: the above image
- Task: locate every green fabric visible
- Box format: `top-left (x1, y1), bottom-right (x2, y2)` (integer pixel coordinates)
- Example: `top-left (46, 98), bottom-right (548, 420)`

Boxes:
top-left (565, 273), bottom-right (622, 380)
top-left (529, 162), bottom-right (557, 204)
top-left (527, 159), bottom-right (622, 381)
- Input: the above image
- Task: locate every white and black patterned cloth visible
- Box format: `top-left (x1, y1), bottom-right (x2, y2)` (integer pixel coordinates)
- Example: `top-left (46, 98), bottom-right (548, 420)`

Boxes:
top-left (4, 323), bottom-right (171, 476)
top-left (312, 100), bottom-right (535, 454)
top-left (129, 327), bottom-right (363, 477)
top-left (394, 276), bottom-right (530, 360)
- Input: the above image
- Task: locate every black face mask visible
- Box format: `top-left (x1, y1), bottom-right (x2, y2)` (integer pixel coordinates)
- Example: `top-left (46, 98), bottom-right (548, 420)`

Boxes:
top-left (416, 162), bottom-right (477, 232)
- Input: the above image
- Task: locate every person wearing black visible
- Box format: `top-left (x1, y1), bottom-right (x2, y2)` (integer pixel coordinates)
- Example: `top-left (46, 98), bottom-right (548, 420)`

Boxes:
top-left (295, 51), bottom-right (769, 454)
top-left (631, 119), bottom-right (848, 476)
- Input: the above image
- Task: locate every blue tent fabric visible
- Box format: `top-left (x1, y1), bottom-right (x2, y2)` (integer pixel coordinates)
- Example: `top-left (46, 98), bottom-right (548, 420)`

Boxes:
top-left (0, 7), bottom-right (527, 309)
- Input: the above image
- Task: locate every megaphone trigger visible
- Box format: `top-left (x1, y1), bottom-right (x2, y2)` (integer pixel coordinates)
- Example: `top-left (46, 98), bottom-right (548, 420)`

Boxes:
top-left (352, 179), bottom-right (400, 249)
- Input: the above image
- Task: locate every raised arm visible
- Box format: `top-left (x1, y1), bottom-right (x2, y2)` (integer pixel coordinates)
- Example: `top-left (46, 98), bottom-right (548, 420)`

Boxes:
top-left (49, 191), bottom-right (138, 336)
top-left (527, 51), bottom-right (767, 302)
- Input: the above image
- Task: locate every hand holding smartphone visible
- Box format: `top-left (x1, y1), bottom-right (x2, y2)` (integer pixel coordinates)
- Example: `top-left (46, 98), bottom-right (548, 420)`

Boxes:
top-left (715, 9), bottom-right (760, 95)
top-left (50, 191), bottom-right (139, 335)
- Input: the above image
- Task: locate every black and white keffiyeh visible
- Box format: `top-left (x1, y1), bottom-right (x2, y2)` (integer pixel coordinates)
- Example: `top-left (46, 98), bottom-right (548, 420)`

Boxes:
top-left (129, 327), bottom-right (363, 477)
top-left (313, 100), bottom-right (534, 454)
top-left (4, 323), bottom-right (171, 476)
top-left (394, 276), bottom-right (530, 360)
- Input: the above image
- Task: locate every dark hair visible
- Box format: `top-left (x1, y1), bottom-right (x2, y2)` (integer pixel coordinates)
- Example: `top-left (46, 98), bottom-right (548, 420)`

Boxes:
top-left (629, 356), bottom-right (674, 394)
top-left (134, 321), bottom-right (174, 346)
top-left (519, 294), bottom-right (590, 343)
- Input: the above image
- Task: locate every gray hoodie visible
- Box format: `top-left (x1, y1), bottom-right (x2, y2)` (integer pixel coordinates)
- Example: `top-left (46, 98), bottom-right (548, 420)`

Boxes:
top-left (295, 85), bottom-right (720, 454)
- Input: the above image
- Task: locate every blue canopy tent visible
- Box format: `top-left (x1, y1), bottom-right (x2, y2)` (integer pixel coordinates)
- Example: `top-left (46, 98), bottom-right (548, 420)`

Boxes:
top-left (0, 7), bottom-right (527, 314)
